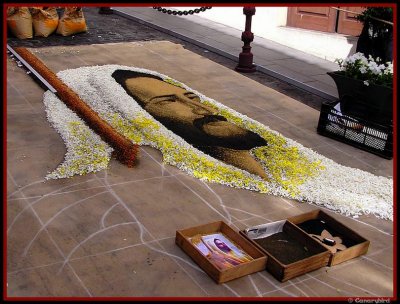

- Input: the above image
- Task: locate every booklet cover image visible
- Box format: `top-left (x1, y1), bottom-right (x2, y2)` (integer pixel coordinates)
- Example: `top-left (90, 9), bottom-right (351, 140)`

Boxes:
top-left (190, 232), bottom-right (253, 270)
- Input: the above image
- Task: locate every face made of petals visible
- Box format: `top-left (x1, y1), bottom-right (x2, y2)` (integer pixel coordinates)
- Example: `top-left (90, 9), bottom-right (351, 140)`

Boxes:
top-left (118, 73), bottom-right (269, 179)
top-left (124, 77), bottom-right (251, 139)
top-left (125, 77), bottom-right (214, 119)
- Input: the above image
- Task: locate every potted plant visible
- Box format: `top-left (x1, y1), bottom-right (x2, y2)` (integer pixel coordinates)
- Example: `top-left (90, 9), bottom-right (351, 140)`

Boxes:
top-left (328, 52), bottom-right (393, 126)
top-left (356, 7), bottom-right (393, 64)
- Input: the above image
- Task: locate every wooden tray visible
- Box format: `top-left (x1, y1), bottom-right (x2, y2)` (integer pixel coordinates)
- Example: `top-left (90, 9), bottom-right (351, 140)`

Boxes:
top-left (175, 221), bottom-right (267, 284)
top-left (240, 220), bottom-right (330, 282)
top-left (288, 209), bottom-right (370, 266)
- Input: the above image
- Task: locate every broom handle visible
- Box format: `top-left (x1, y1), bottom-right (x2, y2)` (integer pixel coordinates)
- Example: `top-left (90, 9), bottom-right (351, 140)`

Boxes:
top-left (13, 47), bottom-right (138, 167)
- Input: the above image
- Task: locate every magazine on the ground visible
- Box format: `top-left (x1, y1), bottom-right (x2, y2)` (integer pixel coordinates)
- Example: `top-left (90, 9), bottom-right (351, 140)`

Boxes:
top-left (189, 232), bottom-right (253, 270)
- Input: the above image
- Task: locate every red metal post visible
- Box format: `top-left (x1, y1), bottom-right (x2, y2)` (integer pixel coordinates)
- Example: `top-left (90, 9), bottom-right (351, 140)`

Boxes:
top-left (235, 7), bottom-right (256, 73)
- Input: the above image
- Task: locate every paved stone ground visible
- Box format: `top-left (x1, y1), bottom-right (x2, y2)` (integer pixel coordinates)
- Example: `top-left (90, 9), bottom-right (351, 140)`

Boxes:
top-left (7, 40), bottom-right (393, 298)
top-left (7, 7), bottom-right (327, 110)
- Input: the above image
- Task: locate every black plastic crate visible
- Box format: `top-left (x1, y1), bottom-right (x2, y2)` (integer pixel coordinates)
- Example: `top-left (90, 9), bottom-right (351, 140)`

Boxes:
top-left (317, 100), bottom-right (393, 159)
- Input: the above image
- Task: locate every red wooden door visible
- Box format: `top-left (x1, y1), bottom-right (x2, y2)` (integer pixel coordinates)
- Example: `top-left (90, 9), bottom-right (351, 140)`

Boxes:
top-left (287, 7), bottom-right (366, 36)
top-left (287, 7), bottom-right (337, 33)
top-left (336, 7), bottom-right (365, 35)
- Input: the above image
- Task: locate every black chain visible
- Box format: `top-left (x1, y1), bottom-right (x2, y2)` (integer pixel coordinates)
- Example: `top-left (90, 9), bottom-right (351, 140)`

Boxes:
top-left (153, 7), bottom-right (212, 16)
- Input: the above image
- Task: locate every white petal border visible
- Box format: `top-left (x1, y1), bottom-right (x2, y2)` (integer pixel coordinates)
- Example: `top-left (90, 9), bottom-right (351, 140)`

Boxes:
top-left (41, 65), bottom-right (392, 221)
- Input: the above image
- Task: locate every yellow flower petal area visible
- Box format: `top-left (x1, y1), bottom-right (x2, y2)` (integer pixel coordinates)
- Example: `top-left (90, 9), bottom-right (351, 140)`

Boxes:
top-left (46, 121), bottom-right (112, 179)
top-left (164, 78), bottom-right (185, 88)
top-left (252, 146), bottom-right (324, 197)
top-left (203, 102), bottom-right (325, 197)
top-left (106, 113), bottom-right (145, 144)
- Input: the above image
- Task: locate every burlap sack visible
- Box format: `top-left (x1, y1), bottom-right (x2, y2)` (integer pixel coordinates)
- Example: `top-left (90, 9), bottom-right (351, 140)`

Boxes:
top-left (32, 7), bottom-right (59, 37)
top-left (56, 7), bottom-right (87, 36)
top-left (7, 7), bottom-right (33, 39)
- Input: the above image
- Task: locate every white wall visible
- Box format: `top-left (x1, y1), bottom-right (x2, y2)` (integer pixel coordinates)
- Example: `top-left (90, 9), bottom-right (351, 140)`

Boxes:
top-left (173, 6), bottom-right (357, 61)
top-left (175, 7), bottom-right (287, 33)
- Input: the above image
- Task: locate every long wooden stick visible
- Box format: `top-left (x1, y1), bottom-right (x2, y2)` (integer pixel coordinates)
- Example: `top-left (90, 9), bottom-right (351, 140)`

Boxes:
top-left (13, 47), bottom-right (139, 167)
